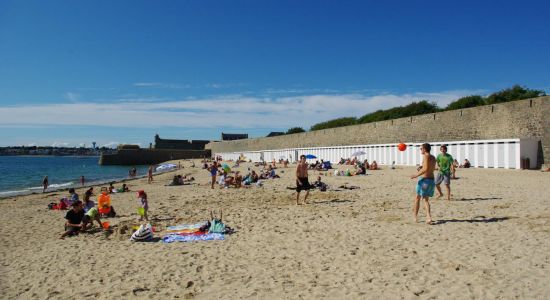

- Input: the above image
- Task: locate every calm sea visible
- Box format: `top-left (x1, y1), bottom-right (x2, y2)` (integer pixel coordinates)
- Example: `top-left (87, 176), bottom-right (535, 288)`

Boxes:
top-left (0, 156), bottom-right (150, 198)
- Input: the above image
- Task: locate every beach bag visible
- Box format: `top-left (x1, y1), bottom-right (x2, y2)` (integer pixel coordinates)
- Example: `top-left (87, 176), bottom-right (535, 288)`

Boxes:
top-left (130, 224), bottom-right (153, 241)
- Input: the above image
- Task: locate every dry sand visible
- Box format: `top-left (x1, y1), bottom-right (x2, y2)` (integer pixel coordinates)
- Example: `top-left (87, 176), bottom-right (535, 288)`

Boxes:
top-left (1, 160), bottom-right (550, 299)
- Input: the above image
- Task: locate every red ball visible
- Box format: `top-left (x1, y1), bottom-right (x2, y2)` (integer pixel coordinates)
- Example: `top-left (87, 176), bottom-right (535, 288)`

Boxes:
top-left (398, 143), bottom-right (407, 151)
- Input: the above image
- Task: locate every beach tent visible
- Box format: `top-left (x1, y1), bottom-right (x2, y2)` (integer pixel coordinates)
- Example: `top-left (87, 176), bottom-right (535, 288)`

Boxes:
top-left (156, 164), bottom-right (177, 172)
top-left (350, 150), bottom-right (366, 157)
top-left (305, 154), bottom-right (317, 159)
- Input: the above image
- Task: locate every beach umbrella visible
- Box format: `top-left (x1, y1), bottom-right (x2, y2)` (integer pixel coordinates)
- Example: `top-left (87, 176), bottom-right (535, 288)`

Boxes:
top-left (350, 150), bottom-right (366, 157)
top-left (305, 154), bottom-right (317, 159)
top-left (222, 164), bottom-right (231, 172)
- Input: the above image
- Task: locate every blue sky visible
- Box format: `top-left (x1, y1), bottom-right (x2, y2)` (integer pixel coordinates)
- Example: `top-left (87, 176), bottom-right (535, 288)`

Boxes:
top-left (1, 0), bottom-right (549, 147)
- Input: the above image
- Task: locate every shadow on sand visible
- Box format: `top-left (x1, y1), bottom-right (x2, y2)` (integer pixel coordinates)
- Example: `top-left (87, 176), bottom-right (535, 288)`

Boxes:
top-left (314, 199), bottom-right (355, 205)
top-left (456, 197), bottom-right (503, 201)
top-left (434, 216), bottom-right (509, 225)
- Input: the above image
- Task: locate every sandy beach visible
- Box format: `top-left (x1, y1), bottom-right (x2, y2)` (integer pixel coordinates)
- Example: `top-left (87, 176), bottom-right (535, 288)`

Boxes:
top-left (1, 160), bottom-right (550, 299)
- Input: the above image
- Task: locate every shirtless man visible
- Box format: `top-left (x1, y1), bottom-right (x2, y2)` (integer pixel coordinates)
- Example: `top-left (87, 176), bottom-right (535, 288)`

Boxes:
top-left (410, 143), bottom-right (437, 224)
top-left (296, 154), bottom-right (312, 205)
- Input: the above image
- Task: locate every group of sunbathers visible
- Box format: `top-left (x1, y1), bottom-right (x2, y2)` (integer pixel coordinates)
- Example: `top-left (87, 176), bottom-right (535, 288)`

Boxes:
top-left (309, 160), bottom-right (332, 171)
top-left (338, 157), bottom-right (379, 170)
top-left (167, 174), bottom-right (195, 186)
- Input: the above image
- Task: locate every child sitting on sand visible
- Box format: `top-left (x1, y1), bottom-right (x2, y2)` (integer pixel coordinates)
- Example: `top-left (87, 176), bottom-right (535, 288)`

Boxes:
top-left (60, 201), bottom-right (84, 239)
top-left (313, 176), bottom-right (328, 191)
top-left (137, 190), bottom-right (149, 221)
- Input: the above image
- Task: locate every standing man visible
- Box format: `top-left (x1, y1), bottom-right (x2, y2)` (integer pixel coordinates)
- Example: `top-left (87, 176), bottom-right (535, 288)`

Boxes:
top-left (296, 155), bottom-right (312, 205)
top-left (80, 175), bottom-right (85, 186)
top-left (411, 143), bottom-right (437, 224)
top-left (148, 165), bottom-right (154, 184)
top-left (435, 145), bottom-right (453, 201)
top-left (42, 176), bottom-right (49, 193)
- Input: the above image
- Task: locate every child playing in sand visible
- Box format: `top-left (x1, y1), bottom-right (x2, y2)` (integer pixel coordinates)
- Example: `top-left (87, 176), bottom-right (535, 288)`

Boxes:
top-left (81, 207), bottom-right (103, 231)
top-left (137, 190), bottom-right (149, 221)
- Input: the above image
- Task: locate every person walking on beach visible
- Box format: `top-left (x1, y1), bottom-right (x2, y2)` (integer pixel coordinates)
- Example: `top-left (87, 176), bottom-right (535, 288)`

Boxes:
top-left (42, 176), bottom-right (49, 193)
top-left (208, 161), bottom-right (219, 189)
top-left (148, 166), bottom-right (154, 184)
top-left (80, 175), bottom-right (85, 186)
top-left (411, 143), bottom-right (436, 224)
top-left (435, 145), bottom-right (454, 201)
top-left (296, 154), bottom-right (312, 205)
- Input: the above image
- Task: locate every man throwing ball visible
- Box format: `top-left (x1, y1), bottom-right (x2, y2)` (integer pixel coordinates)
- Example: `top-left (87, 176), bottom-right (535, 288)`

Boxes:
top-left (411, 143), bottom-right (437, 224)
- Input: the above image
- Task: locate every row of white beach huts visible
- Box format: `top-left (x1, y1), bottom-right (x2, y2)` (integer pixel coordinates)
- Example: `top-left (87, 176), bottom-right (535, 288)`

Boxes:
top-left (213, 138), bottom-right (539, 169)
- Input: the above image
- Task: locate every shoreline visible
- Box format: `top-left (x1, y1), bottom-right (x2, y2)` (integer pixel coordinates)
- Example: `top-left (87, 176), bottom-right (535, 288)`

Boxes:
top-left (0, 161), bottom-right (183, 200)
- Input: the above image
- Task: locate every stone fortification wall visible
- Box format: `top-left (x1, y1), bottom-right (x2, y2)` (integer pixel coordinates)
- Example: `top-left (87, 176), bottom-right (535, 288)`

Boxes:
top-left (207, 96), bottom-right (550, 167)
top-left (99, 149), bottom-right (211, 165)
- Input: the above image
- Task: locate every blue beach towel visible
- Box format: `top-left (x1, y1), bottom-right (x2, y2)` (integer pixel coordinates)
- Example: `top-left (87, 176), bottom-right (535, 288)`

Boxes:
top-left (162, 233), bottom-right (225, 243)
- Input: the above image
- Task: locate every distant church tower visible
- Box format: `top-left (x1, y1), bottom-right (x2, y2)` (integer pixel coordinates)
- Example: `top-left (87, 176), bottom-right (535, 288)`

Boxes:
top-left (92, 142), bottom-right (96, 149)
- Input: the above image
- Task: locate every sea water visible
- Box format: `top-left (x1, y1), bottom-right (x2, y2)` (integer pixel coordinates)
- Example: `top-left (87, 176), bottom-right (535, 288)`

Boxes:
top-left (0, 156), bottom-right (150, 198)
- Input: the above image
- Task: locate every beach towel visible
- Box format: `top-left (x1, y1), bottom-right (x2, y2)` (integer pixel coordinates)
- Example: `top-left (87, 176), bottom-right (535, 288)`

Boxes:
top-left (130, 224), bottom-right (153, 241)
top-left (165, 222), bottom-right (207, 234)
top-left (162, 233), bottom-right (225, 243)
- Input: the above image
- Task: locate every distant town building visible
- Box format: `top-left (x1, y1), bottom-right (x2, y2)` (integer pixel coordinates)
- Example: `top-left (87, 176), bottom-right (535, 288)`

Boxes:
top-left (117, 144), bottom-right (140, 150)
top-left (154, 134), bottom-right (210, 150)
top-left (221, 133), bottom-right (248, 141)
top-left (266, 132), bottom-right (285, 137)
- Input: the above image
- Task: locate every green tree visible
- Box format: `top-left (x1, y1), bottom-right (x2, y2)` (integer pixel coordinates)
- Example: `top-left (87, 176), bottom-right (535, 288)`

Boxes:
top-left (485, 85), bottom-right (545, 104)
top-left (310, 117), bottom-right (357, 131)
top-left (445, 95), bottom-right (485, 110)
top-left (286, 127), bottom-right (306, 134)
top-left (358, 100), bottom-right (438, 124)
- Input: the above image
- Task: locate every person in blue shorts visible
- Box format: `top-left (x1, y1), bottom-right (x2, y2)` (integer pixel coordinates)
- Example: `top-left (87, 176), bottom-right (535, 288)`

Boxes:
top-left (410, 143), bottom-right (437, 224)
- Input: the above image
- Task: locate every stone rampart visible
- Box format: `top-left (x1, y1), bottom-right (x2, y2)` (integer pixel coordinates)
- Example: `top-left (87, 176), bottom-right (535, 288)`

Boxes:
top-left (99, 149), bottom-right (211, 165)
top-left (207, 96), bottom-right (550, 167)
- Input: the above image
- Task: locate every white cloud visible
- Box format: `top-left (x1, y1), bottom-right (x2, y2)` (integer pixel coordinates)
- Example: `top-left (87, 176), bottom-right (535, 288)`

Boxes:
top-left (64, 92), bottom-right (80, 102)
top-left (101, 142), bottom-right (119, 148)
top-left (205, 83), bottom-right (246, 89)
top-left (133, 82), bottom-right (190, 89)
top-left (0, 90), bottom-right (479, 130)
top-left (51, 142), bottom-right (69, 147)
